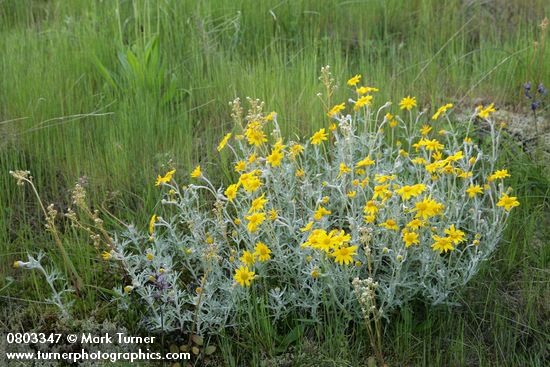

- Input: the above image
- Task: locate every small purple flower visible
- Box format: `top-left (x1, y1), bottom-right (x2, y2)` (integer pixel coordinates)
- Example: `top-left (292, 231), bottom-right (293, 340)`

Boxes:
top-left (531, 101), bottom-right (540, 111)
top-left (524, 81), bottom-right (532, 99)
top-left (537, 83), bottom-right (547, 96)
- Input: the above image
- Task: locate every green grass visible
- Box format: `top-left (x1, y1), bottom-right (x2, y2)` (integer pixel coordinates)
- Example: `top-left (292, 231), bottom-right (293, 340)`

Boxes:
top-left (1, 0), bottom-right (549, 365)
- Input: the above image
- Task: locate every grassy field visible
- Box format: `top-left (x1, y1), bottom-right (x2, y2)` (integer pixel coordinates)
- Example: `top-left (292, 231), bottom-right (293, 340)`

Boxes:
top-left (1, 0), bottom-right (549, 365)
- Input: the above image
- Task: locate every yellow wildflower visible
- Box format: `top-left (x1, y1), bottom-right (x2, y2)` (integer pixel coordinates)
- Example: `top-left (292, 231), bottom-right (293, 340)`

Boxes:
top-left (396, 184), bottom-right (426, 200)
top-left (234, 161), bottom-right (246, 172)
top-left (497, 193), bottom-right (520, 211)
top-left (413, 197), bottom-right (444, 219)
top-left (290, 144), bottom-right (304, 157)
top-left (402, 229), bottom-right (420, 247)
top-left (244, 121), bottom-right (268, 146)
top-left (406, 219), bottom-right (425, 230)
top-left (356, 155), bottom-right (375, 167)
top-left (155, 169), bottom-right (176, 186)
top-left (477, 103), bottom-right (496, 119)
top-left (234, 266), bottom-right (255, 287)
top-left (347, 74), bottom-right (361, 86)
top-left (217, 132), bottom-right (232, 152)
top-left (431, 235), bottom-right (454, 253)
top-left (225, 183), bottom-right (239, 201)
top-left (399, 96), bottom-right (417, 110)
top-left (338, 163), bottom-right (352, 177)
top-left (356, 86), bottom-right (379, 95)
top-left (240, 250), bottom-right (256, 266)
top-left (420, 124), bottom-right (432, 136)
top-left (444, 224), bottom-right (465, 244)
top-left (314, 206), bottom-right (331, 220)
top-left (310, 128), bottom-right (329, 145)
top-left (354, 95), bottom-right (373, 110)
top-left (149, 214), bottom-right (157, 235)
top-left (245, 212), bottom-right (266, 232)
top-left (363, 200), bottom-right (379, 215)
top-left (191, 165), bottom-right (202, 178)
top-left (380, 219), bottom-right (399, 231)
top-left (431, 103), bottom-right (453, 120)
top-left (327, 103), bottom-right (346, 117)
top-left (268, 208), bottom-right (278, 220)
top-left (488, 169), bottom-right (510, 182)
top-left (301, 221), bottom-right (314, 232)
top-left (249, 193), bottom-right (268, 213)
top-left (254, 242), bottom-right (272, 262)
top-left (266, 148), bottom-right (284, 167)
top-left (466, 184), bottom-right (483, 198)
top-left (331, 245), bottom-right (358, 265)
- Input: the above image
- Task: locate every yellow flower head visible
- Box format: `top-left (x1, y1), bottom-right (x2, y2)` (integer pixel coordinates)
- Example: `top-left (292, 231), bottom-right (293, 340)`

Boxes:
top-left (149, 214), bottom-right (157, 235)
top-left (331, 245), bottom-right (358, 265)
top-left (155, 169), bottom-right (176, 186)
top-left (354, 95), bottom-right (373, 110)
top-left (301, 221), bottom-right (314, 232)
top-left (240, 250), bottom-right (256, 266)
top-left (396, 184), bottom-right (426, 200)
top-left (310, 128), bottom-right (329, 145)
top-left (497, 193), bottom-right (520, 211)
top-left (191, 165), bottom-right (202, 178)
top-left (363, 200), bottom-right (379, 215)
top-left (380, 219), bottom-right (399, 231)
top-left (290, 144), bottom-right (304, 157)
top-left (268, 208), bottom-right (278, 220)
top-left (465, 184), bottom-right (483, 198)
top-left (254, 242), bottom-right (272, 262)
top-left (444, 224), bottom-right (465, 244)
top-left (431, 235), bottom-right (454, 253)
top-left (314, 206), bottom-right (332, 221)
top-left (225, 183), bottom-right (239, 201)
top-left (327, 103), bottom-right (346, 118)
top-left (402, 229), bottom-right (420, 247)
top-left (347, 74), bottom-right (361, 86)
top-left (488, 169), bottom-right (510, 182)
top-left (234, 161), bottom-right (247, 172)
top-left (399, 96), bottom-right (417, 110)
top-left (431, 103), bottom-right (453, 120)
top-left (234, 266), bottom-right (255, 287)
top-left (264, 111), bottom-right (277, 121)
top-left (249, 193), bottom-right (268, 213)
top-left (239, 170), bottom-right (263, 193)
top-left (413, 197), bottom-right (444, 219)
top-left (245, 212), bottom-right (266, 232)
top-left (266, 148), bottom-right (284, 167)
top-left (338, 163), bottom-right (352, 177)
top-left (420, 124), bottom-right (432, 136)
top-left (356, 86), bottom-right (379, 95)
top-left (477, 103), bottom-right (496, 119)
top-left (245, 121), bottom-right (268, 146)
top-left (372, 184), bottom-right (390, 200)
top-left (217, 132), bottom-right (232, 152)
top-left (406, 218), bottom-right (425, 230)
top-left (356, 155), bottom-right (375, 168)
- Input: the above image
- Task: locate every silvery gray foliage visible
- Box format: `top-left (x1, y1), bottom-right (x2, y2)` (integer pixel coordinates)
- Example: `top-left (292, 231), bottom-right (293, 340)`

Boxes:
top-left (15, 252), bottom-right (74, 319)
top-left (110, 97), bottom-right (515, 334)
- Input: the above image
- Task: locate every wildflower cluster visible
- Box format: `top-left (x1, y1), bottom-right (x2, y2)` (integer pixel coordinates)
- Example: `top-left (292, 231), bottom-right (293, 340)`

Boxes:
top-left (107, 69), bottom-right (518, 338)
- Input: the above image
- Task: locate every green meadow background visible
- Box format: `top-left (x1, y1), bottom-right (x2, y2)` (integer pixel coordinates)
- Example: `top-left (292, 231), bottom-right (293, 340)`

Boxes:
top-left (1, 0), bottom-right (549, 365)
